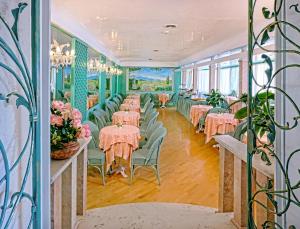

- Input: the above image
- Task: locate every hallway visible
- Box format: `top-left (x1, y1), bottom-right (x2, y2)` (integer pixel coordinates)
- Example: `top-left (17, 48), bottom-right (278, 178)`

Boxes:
top-left (87, 108), bottom-right (220, 209)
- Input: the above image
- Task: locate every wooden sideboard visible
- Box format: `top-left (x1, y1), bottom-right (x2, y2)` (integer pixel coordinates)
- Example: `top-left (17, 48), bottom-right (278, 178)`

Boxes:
top-left (51, 137), bottom-right (91, 229)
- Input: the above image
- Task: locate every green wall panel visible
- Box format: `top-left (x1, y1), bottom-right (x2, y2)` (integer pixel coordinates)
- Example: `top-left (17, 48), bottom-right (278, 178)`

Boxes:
top-left (99, 55), bottom-right (106, 107)
top-left (71, 38), bottom-right (88, 120)
top-left (55, 67), bottom-right (63, 99)
top-left (117, 67), bottom-right (127, 95)
top-left (174, 69), bottom-right (182, 93)
top-left (111, 74), bottom-right (117, 96)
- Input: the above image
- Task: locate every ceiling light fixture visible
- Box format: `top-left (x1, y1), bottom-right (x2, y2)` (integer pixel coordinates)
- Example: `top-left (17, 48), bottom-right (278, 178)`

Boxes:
top-left (50, 40), bottom-right (76, 68)
top-left (165, 24), bottom-right (177, 29)
top-left (153, 49), bottom-right (159, 52)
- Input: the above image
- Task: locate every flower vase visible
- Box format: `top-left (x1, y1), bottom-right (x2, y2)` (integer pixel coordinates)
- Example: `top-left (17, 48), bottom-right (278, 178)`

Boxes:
top-left (51, 141), bottom-right (80, 160)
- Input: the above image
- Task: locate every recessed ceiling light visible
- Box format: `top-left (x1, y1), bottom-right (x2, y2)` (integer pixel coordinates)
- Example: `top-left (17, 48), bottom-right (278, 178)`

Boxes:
top-left (165, 24), bottom-right (177, 29)
top-left (96, 16), bottom-right (108, 21)
top-left (148, 58), bottom-right (153, 61)
top-left (153, 49), bottom-right (159, 52)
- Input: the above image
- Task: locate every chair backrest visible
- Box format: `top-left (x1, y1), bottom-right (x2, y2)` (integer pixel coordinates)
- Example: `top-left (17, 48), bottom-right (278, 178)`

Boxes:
top-left (112, 96), bottom-right (121, 106)
top-left (208, 107), bottom-right (229, 114)
top-left (144, 111), bottom-right (158, 125)
top-left (142, 99), bottom-right (151, 111)
top-left (144, 108), bottom-right (157, 122)
top-left (116, 94), bottom-right (123, 102)
top-left (145, 121), bottom-right (163, 139)
top-left (84, 121), bottom-right (100, 149)
top-left (93, 113), bottom-right (106, 130)
top-left (105, 102), bottom-right (115, 117)
top-left (93, 108), bottom-right (109, 122)
top-left (144, 127), bottom-right (167, 164)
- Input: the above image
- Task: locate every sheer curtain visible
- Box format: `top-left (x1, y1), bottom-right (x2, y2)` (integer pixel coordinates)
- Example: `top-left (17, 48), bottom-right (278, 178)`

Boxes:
top-left (218, 59), bottom-right (239, 95)
top-left (197, 66), bottom-right (209, 93)
top-left (185, 68), bottom-right (194, 89)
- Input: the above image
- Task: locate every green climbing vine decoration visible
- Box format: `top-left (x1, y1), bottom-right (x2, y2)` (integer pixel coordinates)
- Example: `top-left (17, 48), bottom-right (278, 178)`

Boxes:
top-left (0, 3), bottom-right (37, 228)
top-left (248, 0), bottom-right (300, 228)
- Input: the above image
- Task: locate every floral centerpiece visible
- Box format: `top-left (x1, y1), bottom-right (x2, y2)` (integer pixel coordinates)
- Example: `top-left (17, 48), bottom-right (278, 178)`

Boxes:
top-left (50, 100), bottom-right (91, 160)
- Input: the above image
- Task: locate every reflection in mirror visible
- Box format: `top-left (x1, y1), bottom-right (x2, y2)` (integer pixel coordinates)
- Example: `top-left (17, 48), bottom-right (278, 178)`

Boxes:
top-left (87, 47), bottom-right (100, 109)
top-left (106, 75), bottom-right (111, 99)
top-left (50, 26), bottom-right (74, 102)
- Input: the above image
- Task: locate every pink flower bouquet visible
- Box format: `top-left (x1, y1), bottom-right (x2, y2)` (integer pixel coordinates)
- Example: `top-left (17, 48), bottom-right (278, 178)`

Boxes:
top-left (50, 101), bottom-right (90, 151)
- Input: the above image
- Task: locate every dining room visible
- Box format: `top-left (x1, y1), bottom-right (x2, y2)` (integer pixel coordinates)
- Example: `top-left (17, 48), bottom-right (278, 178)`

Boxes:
top-left (1, 0), bottom-right (300, 228)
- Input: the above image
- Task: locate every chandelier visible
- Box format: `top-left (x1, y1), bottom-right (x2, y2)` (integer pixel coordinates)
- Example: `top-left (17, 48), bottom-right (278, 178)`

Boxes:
top-left (106, 62), bottom-right (122, 76)
top-left (87, 58), bottom-right (107, 73)
top-left (50, 40), bottom-right (76, 68)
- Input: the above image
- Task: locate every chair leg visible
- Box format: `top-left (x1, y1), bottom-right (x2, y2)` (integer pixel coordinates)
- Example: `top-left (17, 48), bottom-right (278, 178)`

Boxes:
top-left (155, 165), bottom-right (160, 185)
top-left (101, 165), bottom-right (105, 186)
top-left (130, 165), bottom-right (134, 184)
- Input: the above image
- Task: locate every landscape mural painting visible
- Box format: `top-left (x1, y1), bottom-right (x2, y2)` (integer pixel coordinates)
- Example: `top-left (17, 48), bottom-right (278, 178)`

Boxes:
top-left (128, 67), bottom-right (174, 92)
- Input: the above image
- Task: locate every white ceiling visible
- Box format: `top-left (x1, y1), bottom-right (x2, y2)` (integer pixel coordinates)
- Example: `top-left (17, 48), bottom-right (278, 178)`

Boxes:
top-left (51, 0), bottom-right (272, 67)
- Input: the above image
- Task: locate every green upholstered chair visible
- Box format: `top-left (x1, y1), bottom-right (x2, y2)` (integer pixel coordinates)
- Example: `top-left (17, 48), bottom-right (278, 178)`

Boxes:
top-left (140, 111), bottom-right (158, 134)
top-left (140, 102), bottom-right (155, 120)
top-left (139, 121), bottom-right (163, 147)
top-left (111, 96), bottom-right (121, 107)
top-left (141, 99), bottom-right (151, 113)
top-left (166, 93), bottom-right (178, 107)
top-left (115, 94), bottom-right (124, 102)
top-left (92, 111), bottom-right (107, 130)
top-left (130, 127), bottom-right (167, 185)
top-left (198, 107), bottom-right (230, 132)
top-left (93, 108), bottom-right (112, 125)
top-left (84, 121), bottom-right (106, 185)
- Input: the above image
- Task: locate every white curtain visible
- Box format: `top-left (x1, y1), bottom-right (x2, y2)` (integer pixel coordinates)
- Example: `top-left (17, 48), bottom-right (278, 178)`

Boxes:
top-left (197, 67), bottom-right (209, 93)
top-left (218, 63), bottom-right (239, 95)
top-left (185, 69), bottom-right (194, 89)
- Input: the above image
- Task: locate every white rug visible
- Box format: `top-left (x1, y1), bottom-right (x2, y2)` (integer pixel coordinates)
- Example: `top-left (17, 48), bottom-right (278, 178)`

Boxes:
top-left (76, 203), bottom-right (234, 229)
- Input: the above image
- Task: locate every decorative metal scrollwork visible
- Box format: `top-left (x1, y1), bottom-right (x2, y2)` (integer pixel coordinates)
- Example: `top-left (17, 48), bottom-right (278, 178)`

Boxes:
top-left (248, 0), bottom-right (300, 228)
top-left (0, 3), bottom-right (37, 228)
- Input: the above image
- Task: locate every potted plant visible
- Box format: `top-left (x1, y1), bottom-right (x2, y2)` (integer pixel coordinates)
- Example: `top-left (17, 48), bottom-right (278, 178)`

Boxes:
top-left (232, 91), bottom-right (275, 165)
top-left (50, 100), bottom-right (91, 160)
top-left (205, 89), bottom-right (226, 107)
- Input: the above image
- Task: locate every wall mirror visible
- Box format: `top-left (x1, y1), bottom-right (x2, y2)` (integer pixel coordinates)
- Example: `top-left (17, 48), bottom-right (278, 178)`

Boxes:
top-left (87, 47), bottom-right (100, 109)
top-left (50, 26), bottom-right (74, 101)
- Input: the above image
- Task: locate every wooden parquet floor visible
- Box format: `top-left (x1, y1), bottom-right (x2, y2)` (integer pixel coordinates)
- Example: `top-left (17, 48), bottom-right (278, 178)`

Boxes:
top-left (87, 108), bottom-right (219, 209)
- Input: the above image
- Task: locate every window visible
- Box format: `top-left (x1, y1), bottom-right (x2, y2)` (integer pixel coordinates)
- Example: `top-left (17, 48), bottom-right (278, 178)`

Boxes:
top-left (197, 66), bottom-right (210, 93)
top-left (252, 54), bottom-right (275, 95)
top-left (185, 68), bottom-right (194, 90)
top-left (218, 59), bottom-right (239, 96)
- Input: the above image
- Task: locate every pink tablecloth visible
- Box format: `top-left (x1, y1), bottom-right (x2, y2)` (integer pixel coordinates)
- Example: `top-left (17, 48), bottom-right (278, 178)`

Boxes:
top-left (123, 98), bottom-right (140, 106)
top-left (158, 94), bottom-right (169, 106)
top-left (112, 111), bottom-right (140, 127)
top-left (120, 103), bottom-right (140, 113)
top-left (190, 105), bottom-right (213, 127)
top-left (226, 96), bottom-right (242, 114)
top-left (204, 113), bottom-right (239, 143)
top-left (127, 94), bottom-right (140, 99)
top-left (99, 125), bottom-right (140, 168)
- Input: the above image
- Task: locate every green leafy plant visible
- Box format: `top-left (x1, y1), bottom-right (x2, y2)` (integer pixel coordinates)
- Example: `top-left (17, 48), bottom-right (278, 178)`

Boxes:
top-left (205, 89), bottom-right (225, 107)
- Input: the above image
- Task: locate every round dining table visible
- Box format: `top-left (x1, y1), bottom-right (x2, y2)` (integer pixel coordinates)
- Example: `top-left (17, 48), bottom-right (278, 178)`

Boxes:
top-left (190, 105), bottom-right (213, 127)
top-left (126, 94), bottom-right (140, 100)
top-left (120, 103), bottom-right (140, 113)
top-left (112, 111), bottom-right (140, 127)
top-left (158, 93), bottom-right (169, 107)
top-left (204, 113), bottom-right (239, 143)
top-left (99, 125), bottom-right (141, 175)
top-left (123, 98), bottom-right (140, 106)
